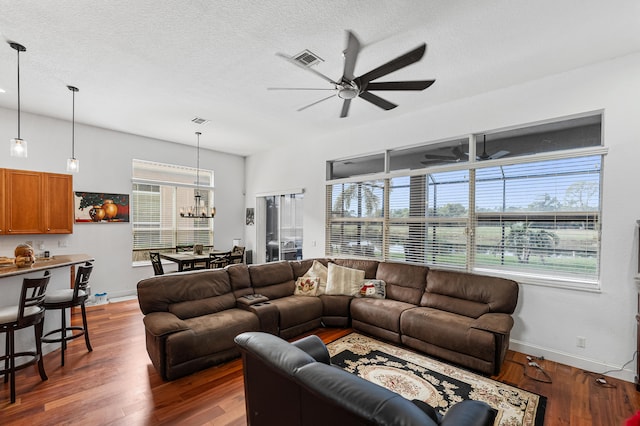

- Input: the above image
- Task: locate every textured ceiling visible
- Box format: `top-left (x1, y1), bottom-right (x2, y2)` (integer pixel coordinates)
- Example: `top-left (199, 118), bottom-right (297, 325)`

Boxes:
top-left (0, 0), bottom-right (639, 156)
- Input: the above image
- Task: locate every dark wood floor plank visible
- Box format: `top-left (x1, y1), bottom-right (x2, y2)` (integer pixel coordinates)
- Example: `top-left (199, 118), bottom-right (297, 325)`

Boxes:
top-left (1, 299), bottom-right (638, 425)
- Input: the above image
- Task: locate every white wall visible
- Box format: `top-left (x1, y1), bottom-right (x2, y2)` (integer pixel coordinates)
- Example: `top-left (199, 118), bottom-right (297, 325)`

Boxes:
top-left (245, 52), bottom-right (640, 382)
top-left (0, 109), bottom-right (246, 301)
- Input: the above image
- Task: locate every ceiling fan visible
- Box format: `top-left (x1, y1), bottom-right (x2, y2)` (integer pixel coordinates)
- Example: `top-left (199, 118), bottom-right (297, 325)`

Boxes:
top-left (421, 136), bottom-right (510, 164)
top-left (270, 30), bottom-right (435, 118)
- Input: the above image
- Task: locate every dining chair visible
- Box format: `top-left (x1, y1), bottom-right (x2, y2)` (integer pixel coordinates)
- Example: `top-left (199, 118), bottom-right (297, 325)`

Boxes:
top-left (229, 245), bottom-right (246, 264)
top-left (150, 252), bottom-right (164, 275)
top-left (209, 251), bottom-right (231, 269)
top-left (0, 271), bottom-right (50, 403)
top-left (42, 262), bottom-right (94, 366)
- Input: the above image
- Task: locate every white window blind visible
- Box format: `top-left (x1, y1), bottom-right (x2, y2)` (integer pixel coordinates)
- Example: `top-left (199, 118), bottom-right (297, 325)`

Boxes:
top-left (327, 180), bottom-right (384, 259)
top-left (474, 155), bottom-right (601, 282)
top-left (388, 171), bottom-right (469, 268)
top-left (132, 160), bottom-right (214, 262)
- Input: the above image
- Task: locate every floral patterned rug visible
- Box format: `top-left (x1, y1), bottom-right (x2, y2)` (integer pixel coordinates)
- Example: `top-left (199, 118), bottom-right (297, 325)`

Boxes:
top-left (327, 333), bottom-right (545, 426)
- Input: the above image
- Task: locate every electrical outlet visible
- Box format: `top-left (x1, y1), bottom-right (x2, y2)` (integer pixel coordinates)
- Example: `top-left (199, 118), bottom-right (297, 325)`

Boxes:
top-left (58, 240), bottom-right (68, 248)
top-left (576, 336), bottom-right (586, 348)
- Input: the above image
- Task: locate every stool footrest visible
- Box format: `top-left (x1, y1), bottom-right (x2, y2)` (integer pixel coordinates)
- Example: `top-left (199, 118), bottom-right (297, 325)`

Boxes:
top-left (42, 326), bottom-right (86, 343)
top-left (0, 351), bottom-right (41, 374)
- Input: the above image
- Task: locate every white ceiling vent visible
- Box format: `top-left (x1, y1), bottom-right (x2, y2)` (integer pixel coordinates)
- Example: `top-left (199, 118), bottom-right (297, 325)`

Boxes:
top-left (191, 117), bottom-right (210, 125)
top-left (293, 50), bottom-right (323, 67)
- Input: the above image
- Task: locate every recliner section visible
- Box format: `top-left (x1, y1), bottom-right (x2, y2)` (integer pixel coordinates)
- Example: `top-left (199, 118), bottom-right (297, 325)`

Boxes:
top-left (137, 258), bottom-right (518, 380)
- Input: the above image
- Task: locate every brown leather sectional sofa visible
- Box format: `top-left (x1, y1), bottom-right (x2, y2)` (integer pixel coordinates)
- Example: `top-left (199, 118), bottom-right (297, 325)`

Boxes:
top-left (137, 258), bottom-right (518, 381)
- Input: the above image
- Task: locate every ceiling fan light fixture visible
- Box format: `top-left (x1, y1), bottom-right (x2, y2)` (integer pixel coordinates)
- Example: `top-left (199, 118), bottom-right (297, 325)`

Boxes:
top-left (9, 41), bottom-right (27, 158)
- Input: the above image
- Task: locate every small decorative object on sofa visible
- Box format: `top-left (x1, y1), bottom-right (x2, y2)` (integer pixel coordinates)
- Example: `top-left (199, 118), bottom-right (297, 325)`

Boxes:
top-left (358, 279), bottom-right (386, 298)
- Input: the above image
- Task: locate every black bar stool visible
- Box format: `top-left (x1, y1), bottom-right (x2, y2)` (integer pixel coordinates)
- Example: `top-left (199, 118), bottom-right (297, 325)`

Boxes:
top-left (42, 262), bottom-right (93, 366)
top-left (0, 271), bottom-right (50, 403)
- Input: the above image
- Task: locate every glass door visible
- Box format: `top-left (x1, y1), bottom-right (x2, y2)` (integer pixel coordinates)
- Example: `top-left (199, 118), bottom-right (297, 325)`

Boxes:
top-left (260, 193), bottom-right (303, 263)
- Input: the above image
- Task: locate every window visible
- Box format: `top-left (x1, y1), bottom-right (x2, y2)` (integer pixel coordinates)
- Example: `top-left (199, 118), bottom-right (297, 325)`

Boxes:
top-left (132, 159), bottom-right (214, 262)
top-left (326, 114), bottom-right (605, 289)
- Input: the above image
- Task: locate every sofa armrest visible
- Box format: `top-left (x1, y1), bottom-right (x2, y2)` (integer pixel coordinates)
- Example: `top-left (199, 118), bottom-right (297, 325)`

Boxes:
top-left (143, 311), bottom-right (189, 337)
top-left (440, 400), bottom-right (497, 426)
top-left (471, 313), bottom-right (514, 335)
top-left (292, 335), bottom-right (330, 365)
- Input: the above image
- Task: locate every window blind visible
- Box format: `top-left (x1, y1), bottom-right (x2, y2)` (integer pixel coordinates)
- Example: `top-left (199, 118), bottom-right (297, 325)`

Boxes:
top-left (132, 160), bottom-right (214, 262)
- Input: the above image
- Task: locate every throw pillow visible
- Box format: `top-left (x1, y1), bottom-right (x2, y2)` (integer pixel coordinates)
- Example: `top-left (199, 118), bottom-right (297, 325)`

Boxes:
top-left (358, 279), bottom-right (386, 299)
top-left (294, 277), bottom-right (319, 296)
top-left (303, 260), bottom-right (328, 295)
top-left (325, 263), bottom-right (365, 296)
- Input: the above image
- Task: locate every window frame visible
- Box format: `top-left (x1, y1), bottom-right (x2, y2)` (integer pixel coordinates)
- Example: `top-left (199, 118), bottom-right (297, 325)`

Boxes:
top-left (325, 115), bottom-right (607, 291)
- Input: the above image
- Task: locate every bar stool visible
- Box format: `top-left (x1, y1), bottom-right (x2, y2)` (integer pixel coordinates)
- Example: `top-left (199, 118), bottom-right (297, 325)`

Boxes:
top-left (42, 262), bottom-right (93, 366)
top-left (0, 271), bottom-right (50, 403)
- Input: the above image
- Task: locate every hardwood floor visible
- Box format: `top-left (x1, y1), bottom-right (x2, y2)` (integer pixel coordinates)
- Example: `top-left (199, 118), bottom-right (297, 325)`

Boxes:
top-left (1, 299), bottom-right (638, 425)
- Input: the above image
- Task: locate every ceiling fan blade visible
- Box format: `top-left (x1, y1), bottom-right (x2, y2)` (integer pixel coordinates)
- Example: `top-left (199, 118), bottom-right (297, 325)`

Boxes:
top-left (365, 80), bottom-right (435, 91)
top-left (359, 91), bottom-right (397, 110)
top-left (341, 30), bottom-right (361, 82)
top-left (340, 99), bottom-right (352, 118)
top-left (296, 94), bottom-right (336, 112)
top-left (267, 87), bottom-right (336, 91)
top-left (424, 154), bottom-right (458, 160)
top-left (489, 150), bottom-right (510, 160)
top-left (358, 43), bottom-right (427, 84)
top-left (276, 52), bottom-right (339, 85)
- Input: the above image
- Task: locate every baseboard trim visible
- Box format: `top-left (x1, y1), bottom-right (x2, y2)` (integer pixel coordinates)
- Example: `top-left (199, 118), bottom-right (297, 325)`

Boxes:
top-left (510, 339), bottom-right (636, 383)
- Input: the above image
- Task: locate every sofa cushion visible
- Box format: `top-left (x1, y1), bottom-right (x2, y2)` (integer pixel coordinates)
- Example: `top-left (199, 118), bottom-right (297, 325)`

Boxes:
top-left (351, 298), bottom-right (416, 334)
top-left (421, 270), bottom-right (519, 316)
top-left (332, 258), bottom-right (379, 279)
top-left (303, 260), bottom-right (329, 295)
top-left (248, 261), bottom-right (295, 300)
top-left (227, 264), bottom-right (253, 298)
top-left (169, 293), bottom-right (237, 320)
top-left (268, 296), bottom-right (323, 330)
top-left (166, 308), bottom-right (259, 365)
top-left (325, 263), bottom-right (365, 296)
top-left (294, 277), bottom-right (319, 296)
top-left (137, 269), bottom-right (234, 316)
top-left (401, 307), bottom-right (495, 362)
top-left (375, 262), bottom-right (428, 305)
top-left (357, 279), bottom-right (386, 299)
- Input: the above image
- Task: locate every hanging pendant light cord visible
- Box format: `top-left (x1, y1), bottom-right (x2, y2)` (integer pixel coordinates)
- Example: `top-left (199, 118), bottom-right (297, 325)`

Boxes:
top-left (196, 131), bottom-right (201, 195)
top-left (71, 88), bottom-right (75, 157)
top-left (16, 46), bottom-right (21, 139)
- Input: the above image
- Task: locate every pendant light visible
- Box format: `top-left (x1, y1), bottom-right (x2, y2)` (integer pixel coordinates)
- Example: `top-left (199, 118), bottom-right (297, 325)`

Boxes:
top-left (66, 85), bottom-right (80, 172)
top-left (9, 42), bottom-right (27, 158)
top-left (179, 132), bottom-right (216, 218)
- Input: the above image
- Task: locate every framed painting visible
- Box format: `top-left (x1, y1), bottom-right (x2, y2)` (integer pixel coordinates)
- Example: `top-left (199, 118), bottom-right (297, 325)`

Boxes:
top-left (74, 192), bottom-right (130, 223)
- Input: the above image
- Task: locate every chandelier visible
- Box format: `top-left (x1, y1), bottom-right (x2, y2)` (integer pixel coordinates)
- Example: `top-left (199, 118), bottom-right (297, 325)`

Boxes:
top-left (179, 132), bottom-right (216, 218)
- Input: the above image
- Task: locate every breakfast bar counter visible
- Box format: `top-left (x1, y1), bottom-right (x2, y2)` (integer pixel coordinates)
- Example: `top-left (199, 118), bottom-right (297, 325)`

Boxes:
top-left (0, 253), bottom-right (94, 280)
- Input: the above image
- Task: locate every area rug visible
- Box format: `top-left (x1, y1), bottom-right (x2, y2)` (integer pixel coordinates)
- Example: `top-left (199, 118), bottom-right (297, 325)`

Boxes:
top-left (327, 333), bottom-right (545, 426)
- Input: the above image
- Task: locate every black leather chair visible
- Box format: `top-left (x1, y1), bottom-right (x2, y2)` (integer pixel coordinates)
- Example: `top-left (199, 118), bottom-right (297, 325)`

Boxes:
top-left (0, 272), bottom-right (50, 403)
top-left (42, 262), bottom-right (94, 366)
top-left (235, 332), bottom-right (497, 426)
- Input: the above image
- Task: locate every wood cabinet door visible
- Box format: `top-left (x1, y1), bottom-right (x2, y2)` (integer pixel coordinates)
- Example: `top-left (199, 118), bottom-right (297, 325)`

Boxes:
top-left (44, 173), bottom-right (73, 234)
top-left (0, 169), bottom-right (4, 234)
top-left (5, 169), bottom-right (44, 234)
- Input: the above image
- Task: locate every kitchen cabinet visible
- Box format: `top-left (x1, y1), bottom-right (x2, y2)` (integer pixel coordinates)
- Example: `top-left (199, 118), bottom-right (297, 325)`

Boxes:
top-left (1, 169), bottom-right (73, 235)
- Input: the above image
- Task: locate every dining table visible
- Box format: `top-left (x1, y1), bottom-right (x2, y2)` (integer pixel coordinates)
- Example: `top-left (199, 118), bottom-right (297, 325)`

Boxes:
top-left (160, 250), bottom-right (230, 272)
